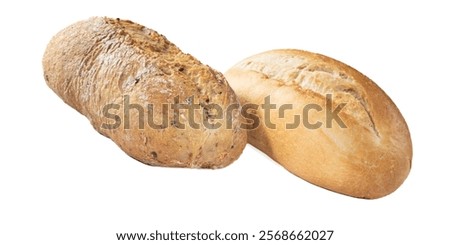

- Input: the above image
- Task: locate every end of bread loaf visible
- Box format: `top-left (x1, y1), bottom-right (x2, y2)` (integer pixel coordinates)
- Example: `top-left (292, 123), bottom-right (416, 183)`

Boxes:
top-left (225, 49), bottom-right (412, 199)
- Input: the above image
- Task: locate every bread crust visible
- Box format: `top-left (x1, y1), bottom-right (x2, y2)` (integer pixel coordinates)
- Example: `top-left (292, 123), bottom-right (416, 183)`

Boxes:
top-left (225, 49), bottom-right (412, 198)
top-left (43, 17), bottom-right (246, 168)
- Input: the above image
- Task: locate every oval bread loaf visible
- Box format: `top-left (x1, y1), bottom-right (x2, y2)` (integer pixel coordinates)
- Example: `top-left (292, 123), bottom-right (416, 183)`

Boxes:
top-left (43, 17), bottom-right (246, 168)
top-left (225, 49), bottom-right (412, 198)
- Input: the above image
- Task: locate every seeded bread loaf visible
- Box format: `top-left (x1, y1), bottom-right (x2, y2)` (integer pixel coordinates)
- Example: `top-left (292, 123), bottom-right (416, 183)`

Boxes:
top-left (43, 17), bottom-right (246, 168)
top-left (225, 49), bottom-right (412, 198)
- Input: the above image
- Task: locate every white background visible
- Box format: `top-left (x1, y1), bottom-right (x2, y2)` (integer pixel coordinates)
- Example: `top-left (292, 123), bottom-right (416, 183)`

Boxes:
top-left (1, 0), bottom-right (448, 244)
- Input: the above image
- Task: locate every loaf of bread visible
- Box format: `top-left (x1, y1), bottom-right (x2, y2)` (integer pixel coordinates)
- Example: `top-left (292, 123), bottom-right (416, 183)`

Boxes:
top-left (43, 17), bottom-right (246, 168)
top-left (225, 49), bottom-right (412, 198)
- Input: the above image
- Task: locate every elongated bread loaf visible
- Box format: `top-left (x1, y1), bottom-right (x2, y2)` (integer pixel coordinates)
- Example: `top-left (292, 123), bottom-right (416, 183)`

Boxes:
top-left (225, 49), bottom-right (412, 198)
top-left (43, 17), bottom-right (246, 168)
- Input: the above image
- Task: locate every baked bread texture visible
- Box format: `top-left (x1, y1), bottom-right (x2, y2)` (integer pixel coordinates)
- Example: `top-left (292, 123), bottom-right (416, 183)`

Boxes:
top-left (225, 49), bottom-right (412, 198)
top-left (43, 17), bottom-right (246, 168)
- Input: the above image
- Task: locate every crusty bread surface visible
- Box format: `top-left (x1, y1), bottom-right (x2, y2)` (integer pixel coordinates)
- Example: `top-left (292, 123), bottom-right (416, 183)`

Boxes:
top-left (225, 49), bottom-right (412, 198)
top-left (43, 17), bottom-right (246, 168)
